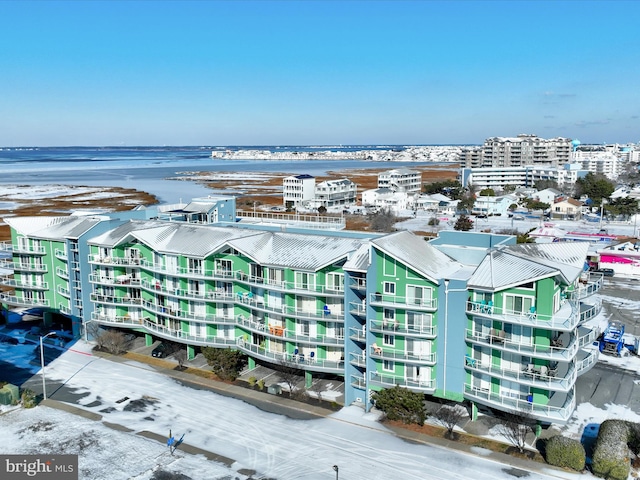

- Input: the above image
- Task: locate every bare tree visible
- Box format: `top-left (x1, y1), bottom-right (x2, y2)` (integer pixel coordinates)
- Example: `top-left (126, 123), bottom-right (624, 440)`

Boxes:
top-left (277, 358), bottom-right (302, 398)
top-left (433, 404), bottom-right (465, 438)
top-left (98, 329), bottom-right (129, 355)
top-left (174, 349), bottom-right (187, 370)
top-left (307, 379), bottom-right (325, 404)
top-left (498, 411), bottom-right (536, 454)
top-left (370, 208), bottom-right (397, 232)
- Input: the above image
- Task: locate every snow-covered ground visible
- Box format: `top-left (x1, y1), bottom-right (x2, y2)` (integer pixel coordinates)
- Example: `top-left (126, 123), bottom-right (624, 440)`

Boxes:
top-left (0, 340), bottom-right (584, 480)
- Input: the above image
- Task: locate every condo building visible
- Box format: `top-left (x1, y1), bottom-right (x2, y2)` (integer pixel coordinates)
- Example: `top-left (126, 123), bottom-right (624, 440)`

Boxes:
top-left (0, 197), bottom-right (602, 424)
top-left (377, 168), bottom-right (422, 193)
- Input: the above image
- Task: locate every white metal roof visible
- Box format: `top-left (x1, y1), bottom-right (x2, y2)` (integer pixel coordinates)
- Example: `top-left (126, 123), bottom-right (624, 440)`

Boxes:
top-left (371, 231), bottom-right (462, 282)
top-left (4, 216), bottom-right (102, 240)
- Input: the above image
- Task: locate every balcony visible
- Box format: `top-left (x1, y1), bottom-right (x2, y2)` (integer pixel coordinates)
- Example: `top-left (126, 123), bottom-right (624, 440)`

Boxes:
top-left (576, 347), bottom-right (599, 376)
top-left (369, 318), bottom-right (436, 338)
top-left (350, 374), bottom-right (366, 389)
top-left (235, 271), bottom-right (344, 297)
top-left (369, 372), bottom-right (435, 393)
top-left (349, 326), bottom-right (366, 343)
top-left (140, 299), bottom-right (233, 324)
top-left (89, 254), bottom-right (142, 267)
top-left (0, 241), bottom-right (12, 252)
top-left (236, 338), bottom-right (344, 374)
top-left (349, 352), bottom-right (366, 367)
top-left (57, 286), bottom-right (70, 298)
top-left (0, 277), bottom-right (49, 291)
top-left (568, 275), bottom-right (603, 300)
top-left (12, 244), bottom-right (46, 255)
top-left (3, 260), bottom-right (47, 273)
top-left (579, 299), bottom-right (602, 325)
top-left (54, 249), bottom-right (68, 261)
top-left (0, 292), bottom-right (50, 307)
top-left (464, 383), bottom-right (575, 424)
top-left (349, 301), bottom-right (366, 317)
top-left (56, 267), bottom-right (69, 280)
top-left (466, 300), bottom-right (578, 331)
top-left (238, 296), bottom-right (344, 322)
top-left (464, 357), bottom-right (576, 392)
top-left (369, 345), bottom-right (436, 365)
top-left (370, 293), bottom-right (437, 311)
top-left (465, 328), bottom-right (578, 361)
top-left (89, 274), bottom-right (142, 287)
top-left (349, 277), bottom-right (366, 292)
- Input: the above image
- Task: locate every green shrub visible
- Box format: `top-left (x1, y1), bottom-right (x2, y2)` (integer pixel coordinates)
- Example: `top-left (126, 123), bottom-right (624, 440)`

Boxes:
top-left (545, 435), bottom-right (585, 471)
top-left (372, 386), bottom-right (426, 425)
top-left (257, 379), bottom-right (265, 391)
top-left (248, 376), bottom-right (257, 387)
top-left (21, 389), bottom-right (37, 409)
top-left (592, 420), bottom-right (630, 480)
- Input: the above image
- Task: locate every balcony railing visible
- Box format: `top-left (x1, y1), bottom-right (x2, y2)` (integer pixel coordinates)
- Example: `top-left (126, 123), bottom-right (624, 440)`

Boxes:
top-left (350, 374), bottom-right (366, 389)
top-left (464, 384), bottom-right (575, 423)
top-left (0, 292), bottom-right (50, 307)
top-left (568, 275), bottom-right (603, 300)
top-left (12, 244), bottom-right (46, 254)
top-left (369, 372), bottom-right (435, 392)
top-left (465, 328), bottom-right (578, 361)
top-left (0, 278), bottom-right (49, 290)
top-left (56, 267), bottom-right (69, 280)
top-left (141, 318), bottom-right (236, 347)
top-left (579, 300), bottom-right (602, 325)
top-left (2, 261), bottom-right (47, 273)
top-left (349, 301), bottom-right (366, 317)
top-left (57, 286), bottom-right (70, 298)
top-left (349, 326), bottom-right (366, 342)
top-left (236, 338), bottom-right (344, 373)
top-left (464, 358), bottom-right (576, 392)
top-left (349, 352), bottom-right (366, 367)
top-left (235, 271), bottom-right (344, 296)
top-left (349, 277), bottom-right (367, 292)
top-left (466, 300), bottom-right (578, 331)
top-left (369, 318), bottom-right (436, 338)
top-left (54, 249), bottom-right (68, 261)
top-left (370, 293), bottom-right (437, 311)
top-left (369, 345), bottom-right (436, 364)
top-left (577, 347), bottom-right (599, 376)
top-left (0, 241), bottom-right (13, 252)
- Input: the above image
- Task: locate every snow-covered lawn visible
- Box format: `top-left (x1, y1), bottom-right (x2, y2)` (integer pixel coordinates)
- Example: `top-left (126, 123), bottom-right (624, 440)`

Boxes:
top-left (1, 342), bottom-right (580, 480)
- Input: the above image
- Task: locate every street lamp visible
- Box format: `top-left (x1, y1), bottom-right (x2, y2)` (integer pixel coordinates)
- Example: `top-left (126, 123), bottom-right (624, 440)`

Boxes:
top-left (332, 465), bottom-right (339, 480)
top-left (40, 331), bottom-right (56, 400)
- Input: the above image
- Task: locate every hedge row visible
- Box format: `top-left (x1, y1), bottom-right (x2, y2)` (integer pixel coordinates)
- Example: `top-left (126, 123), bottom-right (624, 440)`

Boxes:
top-left (592, 420), bottom-right (631, 480)
top-left (545, 435), bottom-right (585, 471)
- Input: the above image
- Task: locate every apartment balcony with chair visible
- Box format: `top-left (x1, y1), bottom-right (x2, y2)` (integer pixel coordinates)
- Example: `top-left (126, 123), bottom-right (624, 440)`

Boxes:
top-left (369, 372), bottom-right (436, 393)
top-left (369, 318), bottom-right (436, 338)
top-left (236, 339), bottom-right (344, 374)
top-left (369, 344), bottom-right (436, 365)
top-left (466, 300), bottom-right (578, 331)
top-left (370, 292), bottom-right (437, 311)
top-left (464, 383), bottom-right (575, 424)
top-left (465, 328), bottom-right (578, 361)
top-left (464, 356), bottom-right (576, 392)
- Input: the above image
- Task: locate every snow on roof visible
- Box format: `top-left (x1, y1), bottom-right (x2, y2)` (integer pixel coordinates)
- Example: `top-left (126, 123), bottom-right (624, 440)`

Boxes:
top-left (4, 216), bottom-right (103, 240)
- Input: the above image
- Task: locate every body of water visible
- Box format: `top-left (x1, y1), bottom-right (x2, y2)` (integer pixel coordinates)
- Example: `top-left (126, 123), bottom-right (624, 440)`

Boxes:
top-left (0, 146), bottom-right (451, 204)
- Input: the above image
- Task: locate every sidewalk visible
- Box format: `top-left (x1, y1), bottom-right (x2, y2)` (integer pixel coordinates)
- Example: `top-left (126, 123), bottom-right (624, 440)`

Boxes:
top-left (45, 346), bottom-right (573, 479)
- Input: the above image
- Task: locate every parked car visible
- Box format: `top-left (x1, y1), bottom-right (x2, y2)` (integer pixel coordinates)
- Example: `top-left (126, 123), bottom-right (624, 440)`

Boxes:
top-left (151, 342), bottom-right (171, 358)
top-left (595, 268), bottom-right (615, 277)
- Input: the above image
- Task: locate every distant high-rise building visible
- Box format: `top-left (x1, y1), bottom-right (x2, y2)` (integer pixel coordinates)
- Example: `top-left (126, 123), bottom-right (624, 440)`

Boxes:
top-left (460, 134), bottom-right (572, 168)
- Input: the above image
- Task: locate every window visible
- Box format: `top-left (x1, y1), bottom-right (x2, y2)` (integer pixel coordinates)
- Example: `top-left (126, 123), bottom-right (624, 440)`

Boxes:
top-left (407, 285), bottom-right (431, 306)
top-left (326, 272), bottom-right (344, 292)
top-left (505, 295), bottom-right (534, 314)
top-left (383, 333), bottom-right (395, 346)
top-left (383, 282), bottom-right (395, 295)
top-left (382, 360), bottom-right (394, 372)
top-left (295, 272), bottom-right (316, 290)
top-left (215, 259), bottom-right (232, 277)
top-left (188, 258), bottom-right (203, 275)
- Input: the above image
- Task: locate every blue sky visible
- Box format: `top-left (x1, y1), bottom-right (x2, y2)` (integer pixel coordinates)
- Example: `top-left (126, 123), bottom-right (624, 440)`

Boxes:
top-left (1, 0), bottom-right (638, 146)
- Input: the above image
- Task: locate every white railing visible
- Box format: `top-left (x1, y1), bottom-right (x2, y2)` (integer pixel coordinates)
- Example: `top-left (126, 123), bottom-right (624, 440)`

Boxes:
top-left (465, 358), bottom-right (576, 392)
top-left (466, 300), bottom-right (578, 331)
top-left (12, 244), bottom-right (46, 254)
top-left (370, 293), bottom-right (437, 310)
top-left (465, 328), bottom-right (578, 361)
top-left (0, 278), bottom-right (48, 290)
top-left (369, 372), bottom-right (435, 391)
top-left (370, 346), bottom-right (436, 364)
top-left (0, 292), bottom-right (50, 307)
top-left (369, 318), bottom-right (437, 337)
top-left (464, 384), bottom-right (575, 422)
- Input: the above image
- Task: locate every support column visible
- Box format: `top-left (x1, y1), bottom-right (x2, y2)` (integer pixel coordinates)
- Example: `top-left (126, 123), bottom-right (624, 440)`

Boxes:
top-left (145, 333), bottom-right (153, 347)
top-left (305, 370), bottom-right (312, 389)
top-left (471, 401), bottom-right (478, 421)
top-left (187, 345), bottom-right (195, 361)
top-left (248, 357), bottom-right (256, 370)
